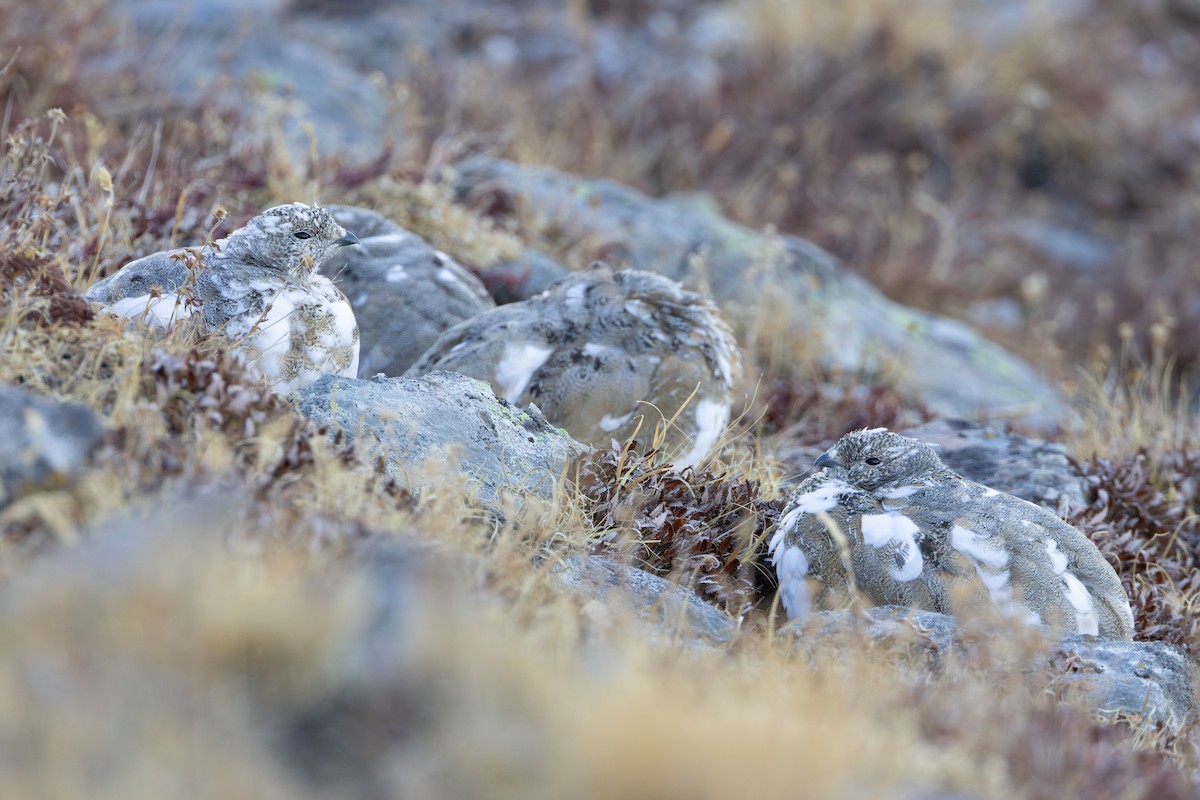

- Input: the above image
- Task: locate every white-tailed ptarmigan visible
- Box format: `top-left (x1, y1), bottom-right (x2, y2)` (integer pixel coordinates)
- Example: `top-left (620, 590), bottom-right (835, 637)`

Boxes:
top-left (404, 262), bottom-right (742, 468)
top-left (85, 203), bottom-right (361, 394)
top-left (768, 428), bottom-right (1134, 639)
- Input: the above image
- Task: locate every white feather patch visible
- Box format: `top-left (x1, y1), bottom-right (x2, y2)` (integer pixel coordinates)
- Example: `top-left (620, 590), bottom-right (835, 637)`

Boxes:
top-left (776, 545), bottom-right (811, 619)
top-left (768, 507), bottom-right (804, 556)
top-left (788, 479), bottom-right (852, 516)
top-left (951, 523), bottom-right (1040, 625)
top-left (564, 282), bottom-right (588, 306)
top-left (494, 342), bottom-right (554, 402)
top-left (1061, 572), bottom-right (1100, 636)
top-left (675, 398), bottom-right (729, 468)
top-left (598, 411), bottom-right (634, 433)
top-left (881, 484), bottom-right (922, 500)
top-left (1046, 541), bottom-right (1100, 635)
top-left (949, 523), bottom-right (1009, 571)
top-left (861, 513), bottom-right (923, 582)
top-left (1044, 540), bottom-right (1069, 574)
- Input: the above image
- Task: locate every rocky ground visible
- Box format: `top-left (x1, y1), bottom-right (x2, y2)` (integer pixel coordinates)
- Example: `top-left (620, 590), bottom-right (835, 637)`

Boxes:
top-left (5, 0), bottom-right (1200, 797)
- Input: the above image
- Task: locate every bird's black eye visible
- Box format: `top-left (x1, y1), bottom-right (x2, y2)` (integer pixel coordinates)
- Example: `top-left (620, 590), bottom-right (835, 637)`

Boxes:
top-left (294, 231), bottom-right (312, 240)
top-left (865, 457), bottom-right (882, 466)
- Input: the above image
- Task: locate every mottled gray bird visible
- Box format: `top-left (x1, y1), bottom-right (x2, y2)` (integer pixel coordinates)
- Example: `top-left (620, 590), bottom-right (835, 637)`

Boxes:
top-left (405, 263), bottom-right (743, 468)
top-left (320, 205), bottom-right (495, 376)
top-left (85, 203), bottom-right (360, 394)
top-left (768, 428), bottom-right (1134, 639)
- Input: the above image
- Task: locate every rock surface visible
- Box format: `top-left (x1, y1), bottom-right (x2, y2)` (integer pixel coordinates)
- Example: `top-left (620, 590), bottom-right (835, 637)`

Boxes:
top-left (793, 607), bottom-right (1196, 731)
top-left (549, 554), bottom-right (737, 647)
top-left (0, 385), bottom-right (105, 508)
top-left (296, 371), bottom-right (586, 504)
top-left (107, 0), bottom-right (392, 160)
top-left (449, 156), bottom-right (1064, 431)
top-left (322, 206), bottom-right (496, 377)
top-left (899, 418), bottom-right (1088, 510)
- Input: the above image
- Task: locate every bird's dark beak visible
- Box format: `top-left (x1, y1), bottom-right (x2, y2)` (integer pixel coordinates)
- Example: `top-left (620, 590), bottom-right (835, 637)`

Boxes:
top-left (335, 231), bottom-right (360, 248)
top-left (814, 451), bottom-right (840, 470)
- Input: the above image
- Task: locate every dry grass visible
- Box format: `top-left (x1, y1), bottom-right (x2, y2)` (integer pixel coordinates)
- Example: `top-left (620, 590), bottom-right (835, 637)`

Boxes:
top-left (400, 0), bottom-right (1200, 381)
top-left (2, 0), bottom-right (1200, 797)
top-left (339, 175), bottom-right (525, 267)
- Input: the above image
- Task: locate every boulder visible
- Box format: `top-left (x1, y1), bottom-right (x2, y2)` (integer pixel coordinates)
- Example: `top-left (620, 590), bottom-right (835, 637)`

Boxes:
top-left (0, 385), bottom-right (104, 508)
top-left (449, 156), bottom-right (1064, 431)
top-left (549, 554), bottom-right (737, 647)
top-left (296, 371), bottom-right (586, 504)
top-left (792, 607), bottom-right (1196, 731)
top-left (105, 0), bottom-right (391, 160)
top-left (321, 206), bottom-right (496, 377)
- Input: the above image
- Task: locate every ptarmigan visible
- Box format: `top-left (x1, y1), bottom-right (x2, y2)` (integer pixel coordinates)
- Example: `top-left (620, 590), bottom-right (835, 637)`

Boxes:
top-left (768, 428), bottom-right (1134, 639)
top-left (319, 205), bottom-right (495, 376)
top-left (404, 263), bottom-right (743, 468)
top-left (85, 203), bottom-right (361, 394)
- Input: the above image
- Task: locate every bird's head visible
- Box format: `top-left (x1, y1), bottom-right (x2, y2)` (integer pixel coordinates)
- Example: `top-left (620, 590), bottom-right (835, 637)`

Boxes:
top-left (814, 428), bottom-right (944, 492)
top-left (224, 203), bottom-right (360, 276)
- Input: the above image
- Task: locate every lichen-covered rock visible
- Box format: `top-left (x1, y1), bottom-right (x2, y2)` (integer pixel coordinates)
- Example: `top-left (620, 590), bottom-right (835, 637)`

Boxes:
top-left (899, 419), bottom-right (1088, 510)
top-left (793, 607), bottom-right (1196, 731)
top-left (549, 554), bottom-right (737, 647)
top-left (0, 385), bottom-right (104, 508)
top-left (322, 205), bottom-right (496, 377)
top-left (449, 157), bottom-right (1063, 431)
top-left (1051, 635), bottom-right (1196, 731)
top-left (295, 371), bottom-right (586, 503)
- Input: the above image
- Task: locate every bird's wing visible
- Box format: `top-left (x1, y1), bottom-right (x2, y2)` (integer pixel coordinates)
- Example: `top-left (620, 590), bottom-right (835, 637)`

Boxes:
top-left (402, 305), bottom-right (556, 402)
top-left (990, 491), bottom-right (1134, 638)
top-left (904, 483), bottom-right (1043, 624)
top-left (642, 352), bottom-right (730, 467)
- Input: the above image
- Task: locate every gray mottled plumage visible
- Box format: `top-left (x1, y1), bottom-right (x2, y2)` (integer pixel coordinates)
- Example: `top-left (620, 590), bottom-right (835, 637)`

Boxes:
top-left (404, 263), bottom-right (743, 468)
top-left (85, 203), bottom-right (361, 394)
top-left (320, 205), bottom-right (495, 377)
top-left (769, 428), bottom-right (1134, 639)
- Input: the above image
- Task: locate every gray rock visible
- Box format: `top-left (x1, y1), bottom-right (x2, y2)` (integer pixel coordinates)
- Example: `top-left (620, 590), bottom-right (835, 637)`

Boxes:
top-left (323, 204), bottom-right (407, 240)
top-left (549, 554), bottom-right (737, 646)
top-left (899, 419), bottom-right (1088, 510)
top-left (792, 607), bottom-right (1196, 731)
top-left (1052, 635), bottom-right (1197, 732)
top-left (295, 371), bottom-right (586, 504)
top-left (448, 157), bottom-right (1064, 431)
top-left (998, 217), bottom-right (1118, 276)
top-left (322, 206), bottom-right (496, 377)
top-left (0, 385), bottom-right (105, 508)
top-left (102, 0), bottom-right (391, 161)
top-left (966, 297), bottom-right (1024, 332)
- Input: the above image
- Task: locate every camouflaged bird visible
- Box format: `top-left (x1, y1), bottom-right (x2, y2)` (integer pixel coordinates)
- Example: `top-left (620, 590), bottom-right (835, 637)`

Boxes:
top-left (404, 263), bottom-right (743, 468)
top-left (320, 205), bottom-right (495, 377)
top-left (85, 203), bottom-right (361, 394)
top-left (768, 428), bottom-right (1134, 639)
